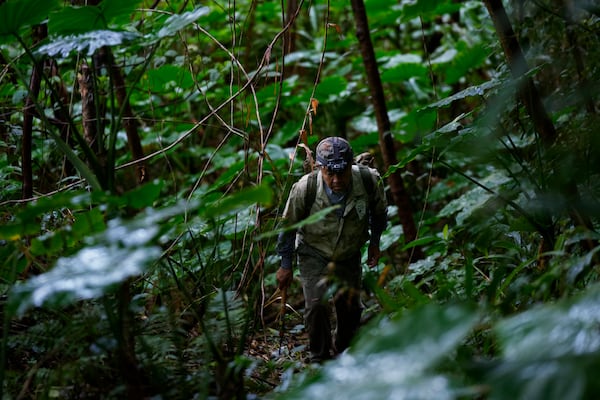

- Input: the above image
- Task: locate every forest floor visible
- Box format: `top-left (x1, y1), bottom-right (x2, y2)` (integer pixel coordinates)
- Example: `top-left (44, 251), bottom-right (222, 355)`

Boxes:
top-left (243, 287), bottom-right (382, 398)
top-left (245, 291), bottom-right (312, 397)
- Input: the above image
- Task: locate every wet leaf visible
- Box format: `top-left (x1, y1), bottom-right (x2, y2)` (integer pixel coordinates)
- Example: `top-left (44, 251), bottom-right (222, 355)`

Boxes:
top-left (48, 0), bottom-right (140, 35)
top-left (36, 29), bottom-right (140, 57)
top-left (201, 182), bottom-right (273, 218)
top-left (281, 304), bottom-right (479, 399)
top-left (439, 171), bottom-right (511, 225)
top-left (484, 285), bottom-right (600, 400)
top-left (155, 6), bottom-right (210, 39)
top-left (255, 206), bottom-right (340, 241)
top-left (0, 0), bottom-right (59, 38)
top-left (7, 200), bottom-right (196, 316)
top-left (9, 223), bottom-right (161, 316)
top-left (425, 80), bottom-right (500, 109)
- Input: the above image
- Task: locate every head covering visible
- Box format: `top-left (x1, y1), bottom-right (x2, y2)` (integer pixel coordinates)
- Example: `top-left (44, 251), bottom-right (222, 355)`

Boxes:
top-left (315, 137), bottom-right (353, 173)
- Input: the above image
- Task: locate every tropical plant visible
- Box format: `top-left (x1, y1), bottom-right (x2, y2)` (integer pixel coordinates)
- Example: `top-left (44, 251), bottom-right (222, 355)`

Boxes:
top-left (1, 0), bottom-right (599, 398)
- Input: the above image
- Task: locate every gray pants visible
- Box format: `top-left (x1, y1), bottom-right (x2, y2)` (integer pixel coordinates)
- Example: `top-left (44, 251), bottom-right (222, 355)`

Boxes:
top-left (297, 244), bottom-right (362, 360)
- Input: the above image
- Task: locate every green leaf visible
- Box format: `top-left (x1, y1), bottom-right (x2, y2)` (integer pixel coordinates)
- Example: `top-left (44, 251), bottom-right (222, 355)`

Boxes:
top-left (444, 42), bottom-right (491, 84)
top-left (0, 191), bottom-right (94, 241)
top-left (146, 65), bottom-right (194, 92)
top-left (402, 235), bottom-right (441, 251)
top-left (394, 108), bottom-right (437, 143)
top-left (155, 7), bottom-right (210, 40)
top-left (314, 76), bottom-right (347, 102)
top-left (48, 0), bottom-right (140, 35)
top-left (439, 171), bottom-right (511, 225)
top-left (486, 285), bottom-right (600, 400)
top-left (48, 5), bottom-right (106, 35)
top-left (401, 0), bottom-right (462, 23)
top-left (11, 244), bottom-right (161, 315)
top-left (381, 63), bottom-right (428, 83)
top-left (425, 80), bottom-right (499, 109)
top-left (36, 29), bottom-right (140, 57)
top-left (0, 0), bottom-right (59, 38)
top-left (100, 0), bottom-right (140, 26)
top-left (255, 206), bottom-right (341, 240)
top-left (200, 184), bottom-right (273, 218)
top-left (283, 304), bottom-right (479, 399)
top-left (7, 201), bottom-right (195, 316)
top-left (118, 180), bottom-right (164, 209)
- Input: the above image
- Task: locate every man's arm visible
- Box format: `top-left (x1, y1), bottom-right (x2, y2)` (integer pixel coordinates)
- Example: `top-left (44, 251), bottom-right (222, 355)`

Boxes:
top-left (276, 230), bottom-right (295, 270)
top-left (275, 178), bottom-right (308, 288)
top-left (275, 227), bottom-right (295, 290)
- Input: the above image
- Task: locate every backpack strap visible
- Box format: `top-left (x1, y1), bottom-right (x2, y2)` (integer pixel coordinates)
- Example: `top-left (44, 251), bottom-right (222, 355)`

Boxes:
top-left (303, 170), bottom-right (319, 219)
top-left (358, 165), bottom-right (374, 198)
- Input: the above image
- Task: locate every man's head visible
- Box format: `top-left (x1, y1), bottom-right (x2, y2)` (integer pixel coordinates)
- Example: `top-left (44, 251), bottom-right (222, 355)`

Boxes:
top-left (316, 137), bottom-right (353, 193)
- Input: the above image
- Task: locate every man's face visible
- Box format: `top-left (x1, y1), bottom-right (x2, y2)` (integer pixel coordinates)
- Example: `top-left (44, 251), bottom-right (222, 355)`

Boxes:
top-left (321, 165), bottom-right (352, 193)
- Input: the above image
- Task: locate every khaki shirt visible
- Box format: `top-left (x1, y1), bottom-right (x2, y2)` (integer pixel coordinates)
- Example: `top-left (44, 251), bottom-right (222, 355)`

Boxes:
top-left (282, 165), bottom-right (387, 261)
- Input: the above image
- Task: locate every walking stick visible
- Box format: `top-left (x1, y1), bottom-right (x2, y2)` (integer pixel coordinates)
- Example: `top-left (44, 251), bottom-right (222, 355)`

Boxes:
top-left (278, 287), bottom-right (287, 355)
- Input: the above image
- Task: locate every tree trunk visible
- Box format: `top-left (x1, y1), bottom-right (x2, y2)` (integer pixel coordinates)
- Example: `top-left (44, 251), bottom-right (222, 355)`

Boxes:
top-left (284, 0), bottom-right (298, 56)
top-left (484, 0), bottom-right (594, 247)
top-left (78, 60), bottom-right (100, 150)
top-left (561, 0), bottom-right (596, 114)
top-left (21, 25), bottom-right (46, 199)
top-left (483, 0), bottom-right (557, 145)
top-left (95, 46), bottom-right (147, 188)
top-left (350, 0), bottom-right (422, 260)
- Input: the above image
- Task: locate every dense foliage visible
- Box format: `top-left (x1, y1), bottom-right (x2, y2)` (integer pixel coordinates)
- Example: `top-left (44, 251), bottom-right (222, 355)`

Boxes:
top-left (1, 0), bottom-right (599, 398)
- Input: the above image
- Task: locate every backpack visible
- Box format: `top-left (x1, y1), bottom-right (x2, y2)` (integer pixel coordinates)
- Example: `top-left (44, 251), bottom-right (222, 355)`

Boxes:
top-left (303, 165), bottom-right (376, 218)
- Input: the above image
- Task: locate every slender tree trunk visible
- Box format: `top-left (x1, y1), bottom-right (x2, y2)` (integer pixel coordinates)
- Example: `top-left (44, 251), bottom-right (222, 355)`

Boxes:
top-left (78, 60), bottom-right (99, 149)
top-left (93, 46), bottom-right (147, 188)
top-left (484, 0), bottom-right (594, 247)
top-left (106, 48), bottom-right (147, 186)
top-left (284, 0), bottom-right (298, 56)
top-left (350, 0), bottom-right (422, 260)
top-left (21, 25), bottom-right (46, 199)
top-left (47, 59), bottom-right (78, 179)
top-left (561, 0), bottom-right (596, 114)
top-left (116, 282), bottom-right (147, 399)
top-left (483, 0), bottom-right (557, 145)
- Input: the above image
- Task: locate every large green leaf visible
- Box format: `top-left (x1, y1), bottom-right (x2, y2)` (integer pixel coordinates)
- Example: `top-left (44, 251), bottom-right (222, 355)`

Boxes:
top-left (0, 0), bottom-right (59, 38)
top-left (6, 201), bottom-right (192, 316)
top-left (36, 29), bottom-right (140, 57)
top-left (200, 184), bottom-right (273, 218)
top-left (280, 304), bottom-right (480, 399)
top-left (444, 42), bottom-right (491, 84)
top-left (48, 0), bottom-right (140, 35)
top-left (438, 171), bottom-right (511, 225)
top-left (154, 6), bottom-right (210, 40)
top-left (146, 65), bottom-right (194, 93)
top-left (484, 285), bottom-right (600, 400)
top-left (9, 225), bottom-right (160, 316)
top-left (426, 80), bottom-right (500, 109)
top-left (400, 0), bottom-right (462, 22)
top-left (0, 191), bottom-right (95, 241)
top-left (381, 63), bottom-right (429, 83)
top-left (255, 206), bottom-right (341, 240)
top-left (314, 76), bottom-right (347, 102)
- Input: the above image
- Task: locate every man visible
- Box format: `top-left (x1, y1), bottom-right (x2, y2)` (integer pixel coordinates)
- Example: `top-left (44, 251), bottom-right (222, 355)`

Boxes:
top-left (276, 136), bottom-right (387, 362)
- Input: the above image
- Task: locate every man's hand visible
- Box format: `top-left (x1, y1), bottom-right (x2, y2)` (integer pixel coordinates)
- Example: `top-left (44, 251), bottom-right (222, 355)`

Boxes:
top-left (367, 244), bottom-right (381, 268)
top-left (276, 267), bottom-right (293, 290)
